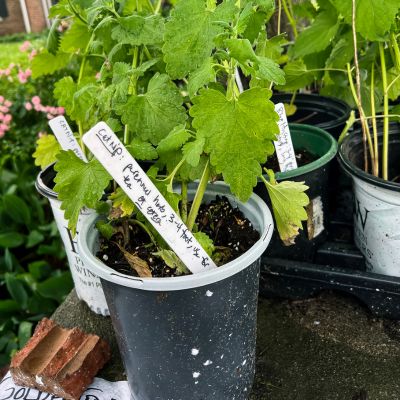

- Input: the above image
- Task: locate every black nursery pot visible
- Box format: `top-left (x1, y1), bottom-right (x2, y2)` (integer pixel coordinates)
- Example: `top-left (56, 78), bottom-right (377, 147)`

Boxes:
top-left (78, 182), bottom-right (274, 400)
top-left (255, 124), bottom-right (338, 262)
top-left (272, 93), bottom-right (351, 139)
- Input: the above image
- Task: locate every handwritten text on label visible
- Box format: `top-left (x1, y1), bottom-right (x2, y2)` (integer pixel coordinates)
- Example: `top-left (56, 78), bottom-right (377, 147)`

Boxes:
top-left (83, 122), bottom-right (217, 274)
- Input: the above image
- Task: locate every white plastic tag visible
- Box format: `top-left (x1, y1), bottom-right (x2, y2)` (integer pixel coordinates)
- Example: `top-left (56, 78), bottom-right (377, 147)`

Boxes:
top-left (83, 122), bottom-right (217, 274)
top-left (48, 116), bottom-right (88, 162)
top-left (273, 103), bottom-right (298, 172)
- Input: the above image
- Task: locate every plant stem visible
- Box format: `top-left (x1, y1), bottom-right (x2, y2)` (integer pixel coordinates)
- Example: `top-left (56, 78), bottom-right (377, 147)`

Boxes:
top-left (281, 0), bottom-right (298, 38)
top-left (155, 0), bottom-right (163, 14)
top-left (390, 32), bottom-right (400, 71)
top-left (129, 219), bottom-right (157, 246)
top-left (180, 181), bottom-right (188, 224)
top-left (277, 0), bottom-right (282, 36)
top-left (370, 64), bottom-right (379, 176)
top-left (67, 0), bottom-right (87, 24)
top-left (379, 42), bottom-right (389, 180)
top-left (186, 160), bottom-right (210, 231)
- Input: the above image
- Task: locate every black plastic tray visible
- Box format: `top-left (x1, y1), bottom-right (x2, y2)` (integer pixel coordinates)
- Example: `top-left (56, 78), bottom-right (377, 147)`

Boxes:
top-left (260, 215), bottom-right (400, 320)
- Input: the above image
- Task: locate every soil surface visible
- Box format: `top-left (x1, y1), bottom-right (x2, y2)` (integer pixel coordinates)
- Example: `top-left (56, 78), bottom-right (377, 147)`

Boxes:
top-left (97, 196), bottom-right (260, 278)
top-left (265, 149), bottom-right (318, 173)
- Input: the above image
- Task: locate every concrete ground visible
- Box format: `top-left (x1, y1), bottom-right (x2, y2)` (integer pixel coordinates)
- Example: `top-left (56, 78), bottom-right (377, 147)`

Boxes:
top-left (52, 290), bottom-right (400, 400)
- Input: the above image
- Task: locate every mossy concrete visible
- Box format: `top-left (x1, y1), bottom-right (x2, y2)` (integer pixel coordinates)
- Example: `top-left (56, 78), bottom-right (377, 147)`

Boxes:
top-left (52, 290), bottom-right (400, 399)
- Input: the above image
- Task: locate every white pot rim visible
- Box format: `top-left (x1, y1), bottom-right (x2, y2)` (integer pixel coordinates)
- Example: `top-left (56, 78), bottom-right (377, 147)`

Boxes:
top-left (78, 182), bottom-right (274, 291)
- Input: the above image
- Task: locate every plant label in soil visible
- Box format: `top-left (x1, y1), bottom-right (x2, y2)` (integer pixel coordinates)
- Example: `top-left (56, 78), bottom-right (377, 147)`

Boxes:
top-left (48, 116), bottom-right (88, 162)
top-left (83, 122), bottom-right (217, 274)
top-left (273, 103), bottom-right (298, 172)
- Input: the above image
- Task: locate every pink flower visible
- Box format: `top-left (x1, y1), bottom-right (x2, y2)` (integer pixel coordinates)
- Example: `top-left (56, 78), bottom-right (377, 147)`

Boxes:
top-left (95, 72), bottom-right (101, 80)
top-left (3, 114), bottom-right (12, 123)
top-left (0, 106), bottom-right (8, 113)
top-left (0, 130), bottom-right (5, 138)
top-left (46, 113), bottom-right (54, 120)
top-left (18, 72), bottom-right (28, 84)
top-left (57, 107), bottom-right (65, 114)
top-left (38, 131), bottom-right (46, 138)
top-left (0, 123), bottom-right (9, 131)
top-left (8, 63), bottom-right (15, 69)
top-left (31, 96), bottom-right (41, 105)
top-left (25, 69), bottom-right (31, 77)
top-left (29, 50), bottom-right (37, 61)
top-left (25, 102), bottom-right (33, 111)
top-left (4, 69), bottom-right (10, 76)
top-left (19, 41), bottom-right (31, 52)
top-left (4, 100), bottom-right (12, 107)
top-left (0, 96), bottom-right (4, 103)
top-left (34, 104), bottom-right (42, 112)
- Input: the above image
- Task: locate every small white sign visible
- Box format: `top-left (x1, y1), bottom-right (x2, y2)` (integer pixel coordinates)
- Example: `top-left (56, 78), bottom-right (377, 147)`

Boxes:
top-left (49, 116), bottom-right (88, 162)
top-left (0, 372), bottom-right (130, 400)
top-left (83, 122), bottom-right (217, 274)
top-left (273, 103), bottom-right (298, 172)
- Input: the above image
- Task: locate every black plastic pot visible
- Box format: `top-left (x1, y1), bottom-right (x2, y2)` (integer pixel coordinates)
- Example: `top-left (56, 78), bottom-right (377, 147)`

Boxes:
top-left (339, 125), bottom-right (400, 276)
top-left (78, 182), bottom-right (274, 400)
top-left (256, 124), bottom-right (338, 262)
top-left (271, 93), bottom-right (351, 139)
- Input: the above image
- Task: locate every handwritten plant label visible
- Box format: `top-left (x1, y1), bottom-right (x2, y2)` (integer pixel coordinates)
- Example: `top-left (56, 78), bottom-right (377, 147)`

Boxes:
top-left (273, 103), bottom-right (298, 172)
top-left (49, 116), bottom-right (88, 162)
top-left (0, 372), bottom-right (130, 400)
top-left (83, 122), bottom-right (217, 274)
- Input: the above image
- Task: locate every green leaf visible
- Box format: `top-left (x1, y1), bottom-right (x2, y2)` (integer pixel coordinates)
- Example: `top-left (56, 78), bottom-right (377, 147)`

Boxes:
top-left (182, 137), bottom-right (205, 167)
top-left (127, 138), bottom-right (158, 160)
top-left (263, 171), bottom-right (309, 245)
top-left (49, 0), bottom-right (71, 18)
top-left (115, 73), bottom-right (187, 145)
top-left (54, 151), bottom-right (111, 234)
top-left (153, 249), bottom-right (189, 275)
top-left (0, 300), bottom-right (21, 316)
top-left (31, 51), bottom-right (70, 79)
top-left (5, 273), bottom-right (29, 309)
top-left (96, 220), bottom-right (115, 240)
top-left (60, 20), bottom-right (91, 52)
top-left (388, 68), bottom-right (400, 101)
top-left (191, 88), bottom-right (278, 201)
top-left (111, 14), bottom-right (164, 45)
top-left (109, 187), bottom-right (136, 217)
top-left (226, 38), bottom-right (258, 63)
top-left (33, 135), bottom-right (62, 170)
top-left (26, 230), bottom-right (45, 248)
top-left (256, 56), bottom-right (285, 85)
top-left (54, 76), bottom-right (76, 116)
top-left (28, 261), bottom-right (52, 281)
top-left (157, 125), bottom-right (191, 154)
top-left (255, 33), bottom-right (287, 62)
top-left (47, 19), bottom-right (61, 55)
top-left (188, 58), bottom-right (216, 98)
top-left (325, 33), bottom-right (354, 68)
top-left (0, 233), bottom-right (24, 248)
top-left (36, 272), bottom-right (73, 302)
top-left (193, 231), bottom-right (215, 257)
top-left (330, 0), bottom-right (400, 40)
top-left (163, 0), bottom-right (237, 78)
top-left (277, 60), bottom-right (315, 91)
top-left (292, 6), bottom-right (339, 58)
top-left (18, 322), bottom-right (33, 348)
top-left (3, 194), bottom-right (31, 226)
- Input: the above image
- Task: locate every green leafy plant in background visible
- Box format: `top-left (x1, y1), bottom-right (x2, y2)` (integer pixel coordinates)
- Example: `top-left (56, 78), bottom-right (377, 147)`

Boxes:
top-left (34, 0), bottom-right (309, 272)
top-left (278, 0), bottom-right (400, 180)
top-left (0, 37), bottom-right (73, 367)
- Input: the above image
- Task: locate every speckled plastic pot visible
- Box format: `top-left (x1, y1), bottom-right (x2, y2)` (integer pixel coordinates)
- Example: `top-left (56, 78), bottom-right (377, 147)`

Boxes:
top-left (78, 182), bottom-right (274, 400)
top-left (35, 164), bottom-right (109, 316)
top-left (339, 130), bottom-right (400, 276)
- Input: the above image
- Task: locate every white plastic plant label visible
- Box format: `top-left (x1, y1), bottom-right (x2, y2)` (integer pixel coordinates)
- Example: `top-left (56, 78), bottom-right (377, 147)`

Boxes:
top-left (0, 372), bottom-right (130, 400)
top-left (48, 198), bottom-right (109, 316)
top-left (48, 116), bottom-right (88, 162)
top-left (307, 196), bottom-right (324, 240)
top-left (83, 122), bottom-right (217, 274)
top-left (273, 103), bottom-right (298, 172)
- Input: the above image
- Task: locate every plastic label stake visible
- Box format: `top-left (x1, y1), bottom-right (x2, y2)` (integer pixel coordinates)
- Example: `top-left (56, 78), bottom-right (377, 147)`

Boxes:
top-left (273, 103), bottom-right (298, 172)
top-left (83, 122), bottom-right (217, 274)
top-left (48, 116), bottom-right (88, 162)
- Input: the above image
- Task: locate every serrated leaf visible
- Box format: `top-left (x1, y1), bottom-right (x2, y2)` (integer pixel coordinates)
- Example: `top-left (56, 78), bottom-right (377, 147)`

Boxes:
top-left (325, 33), bottom-right (354, 69)
top-left (188, 58), bottom-right (216, 98)
top-left (109, 187), bottom-right (136, 217)
top-left (256, 56), bottom-right (285, 85)
top-left (54, 151), bottom-right (111, 234)
top-left (330, 0), bottom-right (400, 41)
top-left (193, 231), bottom-right (214, 257)
top-left (115, 73), bottom-right (187, 145)
top-left (96, 220), bottom-right (115, 240)
top-left (54, 76), bottom-right (76, 116)
top-left (263, 171), bottom-right (309, 245)
top-left (255, 32), bottom-right (287, 62)
top-left (226, 38), bottom-right (258, 64)
top-left (163, 0), bottom-right (237, 78)
top-left (292, 6), bottom-right (339, 58)
top-left (60, 20), bottom-right (91, 52)
top-left (31, 51), bottom-right (70, 79)
top-left (49, 0), bottom-right (71, 18)
top-left (153, 249), bottom-right (189, 275)
top-left (277, 60), bottom-right (315, 91)
top-left (47, 19), bottom-right (61, 55)
top-left (182, 137), bottom-right (205, 167)
top-left (157, 125), bottom-right (191, 153)
top-left (33, 135), bottom-right (62, 170)
top-left (191, 88), bottom-right (278, 201)
top-left (127, 138), bottom-right (158, 160)
top-left (111, 14), bottom-right (164, 45)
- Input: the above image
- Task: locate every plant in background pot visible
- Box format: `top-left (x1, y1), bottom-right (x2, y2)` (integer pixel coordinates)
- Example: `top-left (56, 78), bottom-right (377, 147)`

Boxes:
top-left (36, 0), bottom-right (311, 398)
top-left (336, 1), bottom-right (400, 275)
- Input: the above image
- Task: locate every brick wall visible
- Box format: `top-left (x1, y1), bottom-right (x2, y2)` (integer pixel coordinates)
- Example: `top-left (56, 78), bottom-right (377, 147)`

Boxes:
top-left (0, 0), bottom-right (25, 36)
top-left (26, 0), bottom-right (47, 33)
